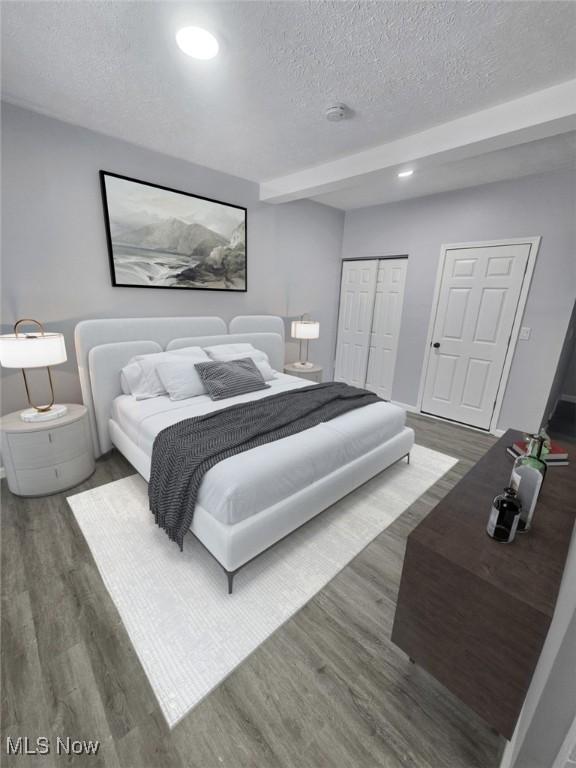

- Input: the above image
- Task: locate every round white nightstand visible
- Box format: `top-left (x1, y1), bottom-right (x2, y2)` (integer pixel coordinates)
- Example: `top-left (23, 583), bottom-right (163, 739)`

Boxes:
top-left (283, 363), bottom-right (323, 383)
top-left (0, 404), bottom-right (95, 497)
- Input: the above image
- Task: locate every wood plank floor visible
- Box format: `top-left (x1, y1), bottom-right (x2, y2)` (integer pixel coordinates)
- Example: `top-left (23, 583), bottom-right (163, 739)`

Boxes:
top-left (1, 413), bottom-right (503, 767)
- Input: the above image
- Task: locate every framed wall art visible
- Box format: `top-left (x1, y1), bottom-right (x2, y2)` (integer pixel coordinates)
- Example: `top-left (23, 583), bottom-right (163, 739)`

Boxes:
top-left (100, 171), bottom-right (247, 291)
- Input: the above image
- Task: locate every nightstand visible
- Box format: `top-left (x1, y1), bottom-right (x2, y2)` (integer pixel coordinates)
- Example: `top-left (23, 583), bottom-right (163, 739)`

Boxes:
top-left (283, 363), bottom-right (323, 383)
top-left (1, 404), bottom-right (95, 496)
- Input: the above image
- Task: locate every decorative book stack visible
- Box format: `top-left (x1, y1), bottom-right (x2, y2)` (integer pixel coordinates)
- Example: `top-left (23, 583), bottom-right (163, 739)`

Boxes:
top-left (506, 439), bottom-right (569, 466)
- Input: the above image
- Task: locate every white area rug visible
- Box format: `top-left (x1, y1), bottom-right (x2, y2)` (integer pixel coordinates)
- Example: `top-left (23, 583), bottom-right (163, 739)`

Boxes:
top-left (67, 444), bottom-right (456, 727)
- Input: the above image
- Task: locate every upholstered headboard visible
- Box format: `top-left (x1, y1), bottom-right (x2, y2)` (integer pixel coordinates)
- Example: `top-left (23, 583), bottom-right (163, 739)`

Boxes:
top-left (167, 333), bottom-right (284, 367)
top-left (75, 316), bottom-right (285, 456)
top-left (229, 315), bottom-right (284, 338)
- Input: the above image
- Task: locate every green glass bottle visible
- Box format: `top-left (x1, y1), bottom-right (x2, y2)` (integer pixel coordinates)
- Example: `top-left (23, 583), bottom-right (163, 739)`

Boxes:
top-left (510, 434), bottom-right (547, 532)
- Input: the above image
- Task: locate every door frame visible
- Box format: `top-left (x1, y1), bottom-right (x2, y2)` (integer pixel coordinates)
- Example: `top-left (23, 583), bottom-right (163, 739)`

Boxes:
top-left (416, 237), bottom-right (541, 433)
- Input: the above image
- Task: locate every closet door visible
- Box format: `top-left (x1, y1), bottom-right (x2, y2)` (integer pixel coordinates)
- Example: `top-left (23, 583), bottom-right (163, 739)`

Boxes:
top-left (334, 260), bottom-right (378, 386)
top-left (365, 259), bottom-right (408, 399)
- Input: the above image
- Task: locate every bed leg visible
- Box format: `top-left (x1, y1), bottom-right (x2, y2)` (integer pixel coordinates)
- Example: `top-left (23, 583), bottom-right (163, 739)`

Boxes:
top-left (226, 571), bottom-right (235, 595)
top-left (406, 453), bottom-right (410, 465)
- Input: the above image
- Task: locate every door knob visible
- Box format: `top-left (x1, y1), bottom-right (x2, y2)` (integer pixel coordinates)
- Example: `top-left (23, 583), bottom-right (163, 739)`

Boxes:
top-left (432, 342), bottom-right (440, 348)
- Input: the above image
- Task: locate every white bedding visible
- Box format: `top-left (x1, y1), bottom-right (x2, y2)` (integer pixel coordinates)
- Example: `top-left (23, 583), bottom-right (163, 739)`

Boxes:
top-left (111, 373), bottom-right (407, 526)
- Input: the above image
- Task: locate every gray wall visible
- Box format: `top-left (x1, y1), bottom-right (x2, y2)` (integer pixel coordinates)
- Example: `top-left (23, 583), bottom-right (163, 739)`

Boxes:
top-left (543, 300), bottom-right (576, 425)
top-left (503, 522), bottom-right (576, 768)
top-left (342, 170), bottom-right (576, 431)
top-left (276, 199), bottom-right (344, 374)
top-left (1, 103), bottom-right (343, 414)
top-left (513, 607), bottom-right (576, 768)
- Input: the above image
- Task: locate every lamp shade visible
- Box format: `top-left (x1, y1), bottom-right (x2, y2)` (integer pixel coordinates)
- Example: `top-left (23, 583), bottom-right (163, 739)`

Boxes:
top-left (0, 332), bottom-right (67, 368)
top-left (291, 320), bottom-right (320, 340)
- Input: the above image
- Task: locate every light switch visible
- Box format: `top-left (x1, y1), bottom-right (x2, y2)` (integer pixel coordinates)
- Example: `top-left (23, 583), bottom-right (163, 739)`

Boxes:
top-left (519, 326), bottom-right (531, 340)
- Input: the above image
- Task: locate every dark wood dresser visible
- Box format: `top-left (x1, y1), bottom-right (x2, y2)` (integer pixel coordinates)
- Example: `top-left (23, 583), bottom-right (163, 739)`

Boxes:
top-left (391, 429), bottom-right (576, 739)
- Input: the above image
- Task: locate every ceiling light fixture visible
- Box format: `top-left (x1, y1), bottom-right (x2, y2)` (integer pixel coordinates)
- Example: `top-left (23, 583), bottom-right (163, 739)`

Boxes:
top-left (176, 26), bottom-right (219, 60)
top-left (398, 169), bottom-right (414, 178)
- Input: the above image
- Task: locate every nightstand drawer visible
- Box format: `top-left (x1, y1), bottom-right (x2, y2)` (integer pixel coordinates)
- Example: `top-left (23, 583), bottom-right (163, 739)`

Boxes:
top-left (15, 452), bottom-right (95, 496)
top-left (7, 419), bottom-right (88, 469)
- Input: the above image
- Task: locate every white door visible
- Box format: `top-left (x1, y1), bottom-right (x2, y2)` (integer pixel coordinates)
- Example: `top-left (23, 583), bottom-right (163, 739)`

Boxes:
top-left (421, 243), bottom-right (531, 429)
top-left (365, 259), bottom-right (407, 399)
top-left (334, 260), bottom-right (378, 386)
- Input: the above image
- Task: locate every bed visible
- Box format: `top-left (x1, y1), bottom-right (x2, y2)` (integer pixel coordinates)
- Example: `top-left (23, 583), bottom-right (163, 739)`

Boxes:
top-left (75, 315), bottom-right (415, 591)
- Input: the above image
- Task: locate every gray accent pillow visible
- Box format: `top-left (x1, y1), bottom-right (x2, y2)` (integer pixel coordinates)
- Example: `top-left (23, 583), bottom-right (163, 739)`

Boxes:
top-left (194, 358), bottom-right (270, 401)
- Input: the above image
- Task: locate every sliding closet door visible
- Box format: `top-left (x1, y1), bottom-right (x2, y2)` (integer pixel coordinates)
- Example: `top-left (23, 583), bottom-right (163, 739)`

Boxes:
top-left (334, 260), bottom-right (378, 386)
top-left (365, 259), bottom-right (408, 399)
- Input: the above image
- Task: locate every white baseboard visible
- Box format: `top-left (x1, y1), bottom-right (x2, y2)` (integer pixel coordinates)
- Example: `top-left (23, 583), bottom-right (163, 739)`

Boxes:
top-left (390, 400), bottom-right (420, 414)
top-left (392, 401), bottom-right (504, 438)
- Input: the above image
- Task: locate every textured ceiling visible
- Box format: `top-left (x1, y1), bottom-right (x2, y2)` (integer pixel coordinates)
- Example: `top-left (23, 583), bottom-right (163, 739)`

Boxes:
top-left (2, 1), bottom-right (576, 183)
top-left (313, 132), bottom-right (576, 209)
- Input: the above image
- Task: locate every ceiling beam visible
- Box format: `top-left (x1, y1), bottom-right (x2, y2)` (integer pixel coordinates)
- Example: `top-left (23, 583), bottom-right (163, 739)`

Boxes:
top-left (259, 79), bottom-right (576, 204)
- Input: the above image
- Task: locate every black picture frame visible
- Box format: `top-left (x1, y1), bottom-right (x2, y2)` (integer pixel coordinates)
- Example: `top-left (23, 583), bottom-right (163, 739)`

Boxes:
top-left (99, 170), bottom-right (248, 292)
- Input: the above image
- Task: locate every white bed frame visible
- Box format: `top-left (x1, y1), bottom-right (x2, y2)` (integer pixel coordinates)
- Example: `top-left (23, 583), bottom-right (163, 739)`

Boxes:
top-left (75, 315), bottom-right (414, 592)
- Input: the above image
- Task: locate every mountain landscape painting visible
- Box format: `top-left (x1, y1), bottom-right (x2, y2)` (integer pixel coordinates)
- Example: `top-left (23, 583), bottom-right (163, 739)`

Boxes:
top-left (100, 172), bottom-right (247, 291)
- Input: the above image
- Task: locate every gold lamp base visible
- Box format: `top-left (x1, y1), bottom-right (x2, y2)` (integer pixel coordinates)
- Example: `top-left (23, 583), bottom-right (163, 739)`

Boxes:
top-left (14, 319), bottom-right (65, 422)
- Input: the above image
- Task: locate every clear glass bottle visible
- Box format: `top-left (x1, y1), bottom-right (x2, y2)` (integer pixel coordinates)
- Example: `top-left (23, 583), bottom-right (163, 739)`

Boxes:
top-left (487, 487), bottom-right (522, 543)
top-left (538, 427), bottom-right (552, 461)
top-left (510, 434), bottom-right (547, 532)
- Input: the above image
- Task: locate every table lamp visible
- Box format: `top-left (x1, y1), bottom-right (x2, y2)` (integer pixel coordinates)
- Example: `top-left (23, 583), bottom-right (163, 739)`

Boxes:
top-left (0, 319), bottom-right (68, 422)
top-left (290, 316), bottom-right (320, 369)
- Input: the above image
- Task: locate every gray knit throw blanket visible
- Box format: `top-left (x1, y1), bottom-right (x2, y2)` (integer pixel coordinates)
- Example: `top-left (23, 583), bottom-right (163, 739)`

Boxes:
top-left (149, 382), bottom-right (381, 549)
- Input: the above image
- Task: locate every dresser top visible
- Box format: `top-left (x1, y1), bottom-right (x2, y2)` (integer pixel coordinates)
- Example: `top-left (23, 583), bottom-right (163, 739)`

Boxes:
top-left (0, 404), bottom-right (87, 433)
top-left (412, 429), bottom-right (576, 619)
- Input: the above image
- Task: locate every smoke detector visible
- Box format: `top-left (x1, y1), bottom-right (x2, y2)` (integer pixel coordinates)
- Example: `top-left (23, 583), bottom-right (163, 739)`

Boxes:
top-left (325, 103), bottom-right (351, 122)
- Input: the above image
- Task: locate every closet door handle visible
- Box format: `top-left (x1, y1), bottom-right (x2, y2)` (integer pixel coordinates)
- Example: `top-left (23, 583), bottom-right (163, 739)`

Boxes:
top-left (432, 342), bottom-right (441, 349)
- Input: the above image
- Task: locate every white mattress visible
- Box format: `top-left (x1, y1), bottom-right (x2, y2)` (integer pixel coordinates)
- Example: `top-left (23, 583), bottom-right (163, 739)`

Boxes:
top-left (111, 373), bottom-right (407, 526)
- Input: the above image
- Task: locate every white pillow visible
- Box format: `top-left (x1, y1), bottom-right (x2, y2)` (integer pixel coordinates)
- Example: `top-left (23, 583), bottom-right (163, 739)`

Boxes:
top-left (121, 346), bottom-right (210, 399)
top-left (203, 344), bottom-right (276, 381)
top-left (156, 358), bottom-right (207, 400)
top-left (120, 361), bottom-right (142, 395)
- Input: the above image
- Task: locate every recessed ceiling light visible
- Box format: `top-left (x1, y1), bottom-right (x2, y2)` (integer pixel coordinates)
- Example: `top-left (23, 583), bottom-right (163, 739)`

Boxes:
top-left (398, 169), bottom-right (414, 178)
top-left (176, 26), bottom-right (219, 60)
